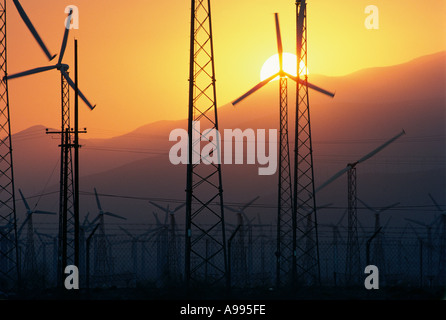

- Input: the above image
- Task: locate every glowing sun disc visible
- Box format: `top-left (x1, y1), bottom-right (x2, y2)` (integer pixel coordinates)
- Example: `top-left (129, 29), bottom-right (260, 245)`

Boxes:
top-left (260, 52), bottom-right (308, 81)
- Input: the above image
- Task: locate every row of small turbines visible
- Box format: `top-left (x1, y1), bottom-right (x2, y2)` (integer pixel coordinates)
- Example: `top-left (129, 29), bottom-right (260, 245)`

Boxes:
top-left (18, 191), bottom-right (446, 289)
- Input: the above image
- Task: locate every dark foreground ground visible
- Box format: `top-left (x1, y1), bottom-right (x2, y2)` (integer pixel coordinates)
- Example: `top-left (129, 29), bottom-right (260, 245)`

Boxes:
top-left (5, 284), bottom-right (446, 300)
top-left (2, 285), bottom-right (444, 319)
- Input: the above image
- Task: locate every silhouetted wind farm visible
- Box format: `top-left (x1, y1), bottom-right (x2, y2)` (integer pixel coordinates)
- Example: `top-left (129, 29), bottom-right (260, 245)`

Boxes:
top-left (0, 0), bottom-right (444, 301)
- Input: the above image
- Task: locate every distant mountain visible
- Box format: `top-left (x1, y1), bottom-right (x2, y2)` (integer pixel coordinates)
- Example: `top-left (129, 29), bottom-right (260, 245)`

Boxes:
top-left (13, 51), bottom-right (446, 230)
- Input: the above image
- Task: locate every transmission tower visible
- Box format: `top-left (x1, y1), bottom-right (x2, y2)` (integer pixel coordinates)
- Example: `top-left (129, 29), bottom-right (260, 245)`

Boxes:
top-left (185, 0), bottom-right (227, 288)
top-left (293, 0), bottom-right (320, 286)
top-left (0, 1), bottom-right (20, 292)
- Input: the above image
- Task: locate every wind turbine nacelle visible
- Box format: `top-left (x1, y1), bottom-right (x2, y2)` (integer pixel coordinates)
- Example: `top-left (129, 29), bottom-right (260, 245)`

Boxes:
top-left (57, 64), bottom-right (70, 71)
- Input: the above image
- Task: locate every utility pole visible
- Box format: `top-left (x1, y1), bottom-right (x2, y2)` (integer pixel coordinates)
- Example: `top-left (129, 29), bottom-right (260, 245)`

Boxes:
top-left (46, 39), bottom-right (86, 287)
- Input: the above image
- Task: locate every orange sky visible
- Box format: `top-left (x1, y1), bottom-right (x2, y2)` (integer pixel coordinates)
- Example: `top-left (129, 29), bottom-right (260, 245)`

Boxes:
top-left (6, 0), bottom-right (446, 138)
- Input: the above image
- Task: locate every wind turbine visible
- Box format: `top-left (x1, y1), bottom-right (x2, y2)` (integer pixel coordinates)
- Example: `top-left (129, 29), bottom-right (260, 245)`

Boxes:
top-left (4, 7), bottom-right (96, 110)
top-left (253, 213), bottom-right (272, 286)
top-left (5, 7), bottom-right (95, 109)
top-left (316, 129), bottom-right (405, 285)
top-left (90, 188), bottom-right (126, 282)
top-left (17, 189), bottom-right (56, 279)
top-left (149, 201), bottom-right (185, 284)
top-left (319, 209), bottom-right (347, 286)
top-left (119, 226), bottom-right (154, 278)
top-left (232, 12), bottom-right (334, 288)
top-left (224, 196), bottom-right (259, 287)
top-left (357, 198), bottom-right (399, 282)
top-left (405, 216), bottom-right (438, 286)
top-left (34, 230), bottom-right (55, 286)
top-left (149, 210), bottom-right (171, 285)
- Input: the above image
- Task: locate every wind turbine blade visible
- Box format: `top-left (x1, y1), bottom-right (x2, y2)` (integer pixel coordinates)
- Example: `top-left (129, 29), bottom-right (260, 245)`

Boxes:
top-left (317, 203), bottom-right (333, 210)
top-left (379, 202), bottom-right (400, 214)
top-left (90, 214), bottom-right (101, 226)
top-left (257, 213), bottom-right (262, 225)
top-left (5, 65), bottom-right (58, 81)
top-left (405, 218), bottom-right (426, 228)
top-left (173, 202), bottom-right (186, 213)
top-left (428, 193), bottom-right (443, 213)
top-left (357, 219), bottom-right (367, 236)
top-left (18, 216), bottom-right (29, 237)
top-left (12, 0), bottom-right (56, 61)
top-left (274, 13), bottom-right (283, 71)
top-left (93, 188), bottom-right (103, 212)
top-left (58, 9), bottom-right (73, 65)
top-left (356, 130), bottom-right (406, 165)
top-left (18, 188), bottom-right (30, 212)
top-left (104, 212), bottom-right (127, 220)
top-left (240, 212), bottom-right (250, 226)
top-left (152, 211), bottom-right (161, 226)
top-left (223, 205), bottom-right (239, 213)
top-left (398, 223), bottom-right (409, 241)
top-left (149, 201), bottom-right (168, 214)
top-left (337, 209), bottom-right (348, 226)
top-left (34, 210), bottom-right (57, 215)
top-left (241, 196), bottom-right (260, 212)
top-left (285, 73), bottom-right (335, 97)
top-left (232, 72), bottom-right (280, 106)
top-left (82, 212), bottom-right (90, 227)
top-left (315, 165), bottom-right (351, 193)
top-left (383, 216), bottom-right (392, 231)
top-left (407, 222), bottom-right (421, 240)
top-left (119, 226), bottom-right (133, 238)
top-left (357, 198), bottom-right (375, 213)
top-left (61, 71), bottom-right (96, 110)
top-left (429, 215), bottom-right (441, 227)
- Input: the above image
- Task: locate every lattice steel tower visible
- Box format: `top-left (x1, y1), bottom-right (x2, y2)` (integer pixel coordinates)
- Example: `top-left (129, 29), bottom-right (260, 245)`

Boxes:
top-left (345, 167), bottom-right (360, 285)
top-left (275, 61), bottom-right (294, 288)
top-left (47, 71), bottom-right (75, 287)
top-left (293, 0), bottom-right (320, 286)
top-left (0, 1), bottom-right (20, 292)
top-left (185, 0), bottom-right (227, 288)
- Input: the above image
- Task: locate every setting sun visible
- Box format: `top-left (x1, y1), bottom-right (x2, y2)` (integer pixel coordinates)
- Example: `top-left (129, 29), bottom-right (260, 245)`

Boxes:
top-left (260, 52), bottom-right (308, 81)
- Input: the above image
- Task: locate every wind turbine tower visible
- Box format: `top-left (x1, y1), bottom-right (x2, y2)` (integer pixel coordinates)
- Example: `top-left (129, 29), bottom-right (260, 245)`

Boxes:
top-left (185, 0), bottom-right (227, 288)
top-left (150, 201), bottom-right (185, 284)
top-left (358, 198), bottom-right (398, 282)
